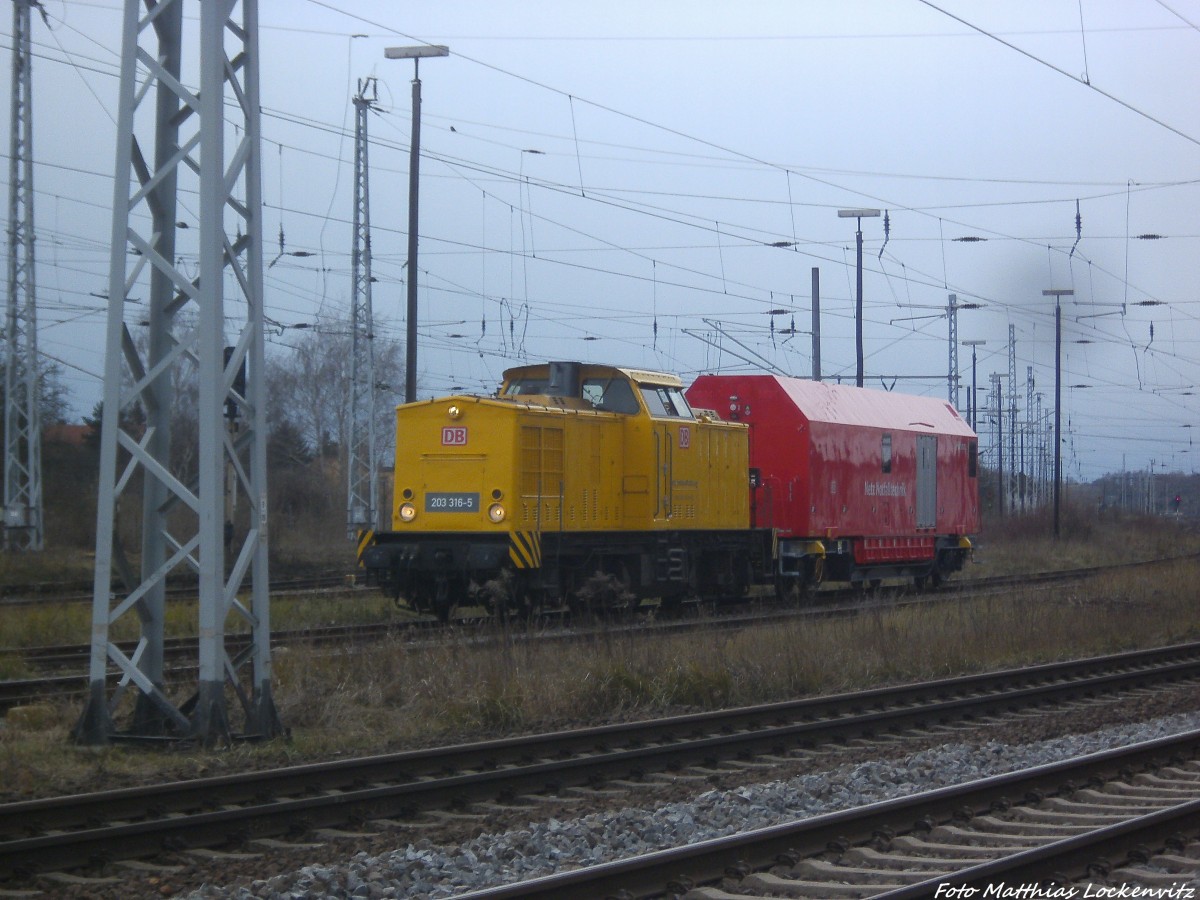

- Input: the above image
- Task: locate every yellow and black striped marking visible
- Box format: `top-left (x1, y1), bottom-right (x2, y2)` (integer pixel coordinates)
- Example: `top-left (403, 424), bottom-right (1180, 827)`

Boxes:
top-left (355, 529), bottom-right (374, 566)
top-left (509, 531), bottom-right (542, 569)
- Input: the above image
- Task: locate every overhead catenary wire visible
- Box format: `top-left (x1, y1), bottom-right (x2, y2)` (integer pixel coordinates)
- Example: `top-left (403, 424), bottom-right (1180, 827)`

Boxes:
top-left (916, 0), bottom-right (1200, 149)
top-left (9, 4), bottom-right (1200, 479)
top-left (9, 27), bottom-right (1190, 338)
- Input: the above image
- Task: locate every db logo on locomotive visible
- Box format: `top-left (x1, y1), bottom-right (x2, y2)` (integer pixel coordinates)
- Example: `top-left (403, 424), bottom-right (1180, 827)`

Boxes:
top-left (441, 426), bottom-right (468, 446)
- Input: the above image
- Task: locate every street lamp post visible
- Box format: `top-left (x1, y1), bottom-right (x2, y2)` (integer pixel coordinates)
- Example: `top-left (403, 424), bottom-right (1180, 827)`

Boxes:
top-left (385, 44), bottom-right (449, 403)
top-left (838, 209), bottom-right (880, 387)
top-left (1043, 288), bottom-right (1074, 538)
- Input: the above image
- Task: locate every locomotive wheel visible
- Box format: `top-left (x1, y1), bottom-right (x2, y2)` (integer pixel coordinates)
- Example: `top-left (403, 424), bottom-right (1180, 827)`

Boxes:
top-left (477, 568), bottom-right (532, 620)
top-left (501, 584), bottom-right (534, 621)
top-left (774, 577), bottom-right (803, 605)
top-left (431, 574), bottom-right (457, 623)
top-left (572, 567), bottom-right (635, 620)
top-left (656, 591), bottom-right (685, 616)
top-left (775, 557), bottom-right (818, 604)
top-left (915, 565), bottom-right (943, 592)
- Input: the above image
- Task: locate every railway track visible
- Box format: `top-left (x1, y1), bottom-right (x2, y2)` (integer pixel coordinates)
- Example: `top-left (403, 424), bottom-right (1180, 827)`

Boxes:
top-left (2, 556), bottom-right (1190, 713)
top-left (0, 571), bottom-right (351, 608)
top-left (3, 550), bottom-right (1193, 606)
top-left (4, 619), bottom-right (422, 672)
top-left (2, 642), bottom-right (1200, 888)
top-left (457, 729), bottom-right (1200, 899)
top-left (0, 621), bottom-right (429, 713)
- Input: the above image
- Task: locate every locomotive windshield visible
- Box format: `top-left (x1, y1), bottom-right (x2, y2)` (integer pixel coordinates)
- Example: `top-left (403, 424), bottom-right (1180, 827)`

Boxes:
top-left (503, 377), bottom-right (550, 396)
top-left (639, 384), bottom-right (694, 418)
top-left (581, 377), bottom-right (639, 414)
top-left (502, 373), bottom-right (641, 415)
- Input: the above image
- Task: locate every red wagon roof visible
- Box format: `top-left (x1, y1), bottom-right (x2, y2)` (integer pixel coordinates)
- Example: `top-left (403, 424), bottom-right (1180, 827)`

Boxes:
top-left (746, 376), bottom-right (974, 437)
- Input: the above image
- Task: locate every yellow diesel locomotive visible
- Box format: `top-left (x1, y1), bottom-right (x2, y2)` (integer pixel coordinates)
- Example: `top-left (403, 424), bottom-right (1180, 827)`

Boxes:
top-left (359, 361), bottom-right (774, 619)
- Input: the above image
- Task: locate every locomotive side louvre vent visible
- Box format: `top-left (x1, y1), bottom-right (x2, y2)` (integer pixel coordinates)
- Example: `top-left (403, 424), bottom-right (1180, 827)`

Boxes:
top-left (519, 424), bottom-right (565, 526)
top-left (671, 502), bottom-right (697, 519)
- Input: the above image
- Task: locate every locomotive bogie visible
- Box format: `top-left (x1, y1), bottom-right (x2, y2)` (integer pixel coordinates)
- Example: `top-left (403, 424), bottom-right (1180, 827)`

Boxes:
top-left (538, 527), bottom-right (773, 614)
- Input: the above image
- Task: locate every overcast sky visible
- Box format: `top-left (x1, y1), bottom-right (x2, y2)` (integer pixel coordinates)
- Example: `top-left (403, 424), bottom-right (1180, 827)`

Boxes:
top-left (6, 1), bottom-right (1199, 481)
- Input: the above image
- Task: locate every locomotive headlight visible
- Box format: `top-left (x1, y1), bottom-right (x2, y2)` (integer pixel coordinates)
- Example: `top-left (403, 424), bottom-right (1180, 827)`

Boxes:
top-left (488, 503), bottom-right (506, 523)
top-left (447, 405), bottom-right (462, 419)
top-left (399, 502), bottom-right (417, 523)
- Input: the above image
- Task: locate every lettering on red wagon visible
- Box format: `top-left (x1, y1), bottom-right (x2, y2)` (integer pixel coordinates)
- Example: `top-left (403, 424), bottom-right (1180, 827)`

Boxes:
top-left (441, 426), bottom-right (468, 446)
top-left (865, 481), bottom-right (907, 497)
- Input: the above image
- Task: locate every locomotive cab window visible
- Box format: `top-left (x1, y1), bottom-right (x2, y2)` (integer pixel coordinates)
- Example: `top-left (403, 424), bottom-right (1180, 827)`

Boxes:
top-left (640, 384), bottom-right (695, 418)
top-left (582, 377), bottom-right (639, 414)
top-left (503, 377), bottom-right (550, 397)
top-left (881, 433), bottom-right (893, 473)
top-left (968, 439), bottom-right (978, 478)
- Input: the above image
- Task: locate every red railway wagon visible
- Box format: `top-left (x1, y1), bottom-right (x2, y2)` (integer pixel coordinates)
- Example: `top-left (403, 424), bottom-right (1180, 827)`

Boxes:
top-left (686, 375), bottom-right (980, 591)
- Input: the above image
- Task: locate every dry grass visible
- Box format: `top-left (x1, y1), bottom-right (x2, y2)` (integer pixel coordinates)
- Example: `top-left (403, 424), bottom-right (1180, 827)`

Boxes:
top-left (3, 513), bottom-right (1200, 800)
top-left (970, 503), bottom-right (1198, 574)
top-left (0, 590), bottom-right (407, 651)
top-left (258, 556), bottom-right (1200, 764)
top-left (0, 547), bottom-right (94, 587)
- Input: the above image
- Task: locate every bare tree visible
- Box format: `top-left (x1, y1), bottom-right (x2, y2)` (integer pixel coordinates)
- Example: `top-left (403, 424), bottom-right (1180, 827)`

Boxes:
top-left (265, 313), bottom-right (403, 486)
top-left (267, 321), bottom-right (348, 467)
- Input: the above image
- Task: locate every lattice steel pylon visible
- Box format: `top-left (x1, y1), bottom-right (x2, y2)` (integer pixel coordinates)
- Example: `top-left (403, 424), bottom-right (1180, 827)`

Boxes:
top-left (1025, 365), bottom-right (1035, 508)
top-left (347, 78), bottom-right (378, 541)
top-left (73, 0), bottom-right (281, 745)
top-left (3, 0), bottom-right (43, 552)
top-left (947, 293), bottom-right (959, 409)
top-left (1007, 324), bottom-right (1017, 511)
top-left (991, 372), bottom-right (1003, 515)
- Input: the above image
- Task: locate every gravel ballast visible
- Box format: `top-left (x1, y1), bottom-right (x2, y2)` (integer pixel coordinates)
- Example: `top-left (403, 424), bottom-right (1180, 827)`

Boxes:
top-left (183, 709), bottom-right (1200, 899)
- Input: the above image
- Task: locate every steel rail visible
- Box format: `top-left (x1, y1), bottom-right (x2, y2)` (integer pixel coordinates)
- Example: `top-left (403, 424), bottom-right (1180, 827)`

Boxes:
top-left (0, 571), bottom-right (352, 607)
top-left (454, 729), bottom-right (1200, 899)
top-left (2, 551), bottom-right (1194, 611)
top-left (1, 622), bottom-right (427, 711)
top-left (3, 553), bottom-right (1190, 700)
top-left (2, 643), bottom-right (1200, 881)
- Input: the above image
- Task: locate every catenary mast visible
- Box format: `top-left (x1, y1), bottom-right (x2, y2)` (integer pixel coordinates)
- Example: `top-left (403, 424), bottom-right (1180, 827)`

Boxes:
top-left (947, 294), bottom-right (959, 409)
top-left (347, 78), bottom-right (379, 541)
top-left (74, 0), bottom-right (280, 745)
top-left (3, 0), bottom-right (43, 552)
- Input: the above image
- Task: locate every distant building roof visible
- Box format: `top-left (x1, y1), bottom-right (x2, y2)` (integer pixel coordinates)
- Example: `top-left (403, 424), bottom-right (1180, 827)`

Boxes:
top-left (43, 423), bottom-right (92, 446)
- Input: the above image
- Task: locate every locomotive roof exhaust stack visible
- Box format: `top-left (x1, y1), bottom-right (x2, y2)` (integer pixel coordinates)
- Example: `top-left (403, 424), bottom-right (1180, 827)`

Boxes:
top-left (548, 361), bottom-right (582, 399)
